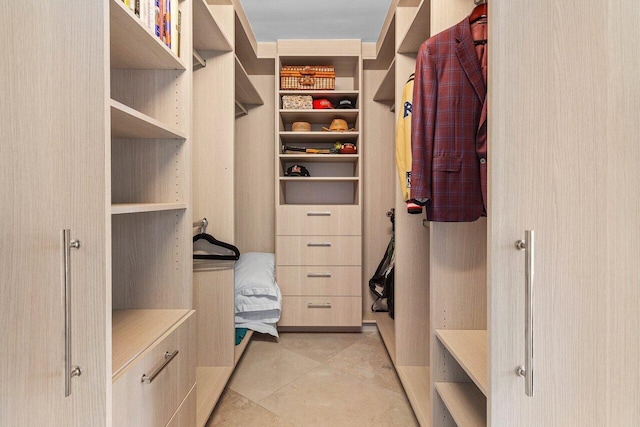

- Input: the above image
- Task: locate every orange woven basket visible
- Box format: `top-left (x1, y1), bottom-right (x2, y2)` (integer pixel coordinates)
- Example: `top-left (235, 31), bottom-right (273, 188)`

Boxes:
top-left (280, 65), bottom-right (336, 90)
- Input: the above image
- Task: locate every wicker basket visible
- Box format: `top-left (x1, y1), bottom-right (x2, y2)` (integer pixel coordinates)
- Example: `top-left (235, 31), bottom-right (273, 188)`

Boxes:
top-left (280, 65), bottom-right (336, 90)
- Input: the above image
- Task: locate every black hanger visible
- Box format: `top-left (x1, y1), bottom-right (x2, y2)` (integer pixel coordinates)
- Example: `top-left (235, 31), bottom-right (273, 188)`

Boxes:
top-left (193, 233), bottom-right (240, 260)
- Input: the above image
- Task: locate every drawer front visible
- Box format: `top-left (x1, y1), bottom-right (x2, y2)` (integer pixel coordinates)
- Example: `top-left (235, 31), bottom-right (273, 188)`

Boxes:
top-left (276, 266), bottom-right (361, 296)
top-left (166, 384), bottom-right (196, 427)
top-left (277, 205), bottom-right (361, 236)
top-left (113, 311), bottom-right (196, 427)
top-left (276, 236), bottom-right (361, 266)
top-left (279, 296), bottom-right (362, 327)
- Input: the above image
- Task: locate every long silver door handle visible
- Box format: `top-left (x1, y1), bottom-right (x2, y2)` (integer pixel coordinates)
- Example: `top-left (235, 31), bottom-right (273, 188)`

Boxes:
top-left (515, 230), bottom-right (534, 397)
top-left (141, 350), bottom-right (179, 384)
top-left (63, 230), bottom-right (82, 397)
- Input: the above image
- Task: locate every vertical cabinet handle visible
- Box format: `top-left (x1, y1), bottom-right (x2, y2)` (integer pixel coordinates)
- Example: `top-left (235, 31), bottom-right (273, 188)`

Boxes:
top-left (515, 230), bottom-right (534, 397)
top-left (63, 229), bottom-right (82, 397)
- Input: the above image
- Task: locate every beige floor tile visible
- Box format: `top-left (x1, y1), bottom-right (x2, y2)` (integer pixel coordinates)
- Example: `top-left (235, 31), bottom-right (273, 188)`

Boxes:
top-left (326, 332), bottom-right (404, 394)
top-left (370, 394), bottom-right (420, 427)
top-left (276, 332), bottom-right (366, 363)
top-left (228, 338), bottom-right (320, 402)
top-left (206, 389), bottom-right (294, 427)
top-left (258, 365), bottom-right (405, 427)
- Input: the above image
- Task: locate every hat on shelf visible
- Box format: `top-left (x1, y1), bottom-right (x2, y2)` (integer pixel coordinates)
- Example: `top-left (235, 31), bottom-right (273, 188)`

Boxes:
top-left (284, 164), bottom-right (311, 177)
top-left (336, 97), bottom-right (355, 109)
top-left (292, 121), bottom-right (312, 132)
top-left (322, 118), bottom-right (355, 132)
top-left (313, 98), bottom-right (334, 109)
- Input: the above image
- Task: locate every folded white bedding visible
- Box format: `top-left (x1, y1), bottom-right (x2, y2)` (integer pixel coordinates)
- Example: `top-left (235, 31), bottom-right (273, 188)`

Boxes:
top-left (234, 252), bottom-right (281, 338)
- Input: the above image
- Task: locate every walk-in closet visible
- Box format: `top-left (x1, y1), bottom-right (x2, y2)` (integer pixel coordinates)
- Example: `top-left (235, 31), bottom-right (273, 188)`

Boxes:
top-left (1, 0), bottom-right (638, 426)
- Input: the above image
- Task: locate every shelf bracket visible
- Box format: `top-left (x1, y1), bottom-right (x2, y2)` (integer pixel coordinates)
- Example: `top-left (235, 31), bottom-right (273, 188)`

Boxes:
top-left (192, 51), bottom-right (206, 70)
top-left (235, 100), bottom-right (248, 118)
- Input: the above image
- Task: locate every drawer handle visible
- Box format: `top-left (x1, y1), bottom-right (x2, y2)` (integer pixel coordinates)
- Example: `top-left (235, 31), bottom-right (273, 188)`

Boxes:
top-left (307, 272), bottom-right (331, 278)
top-left (141, 350), bottom-right (179, 384)
top-left (307, 302), bottom-right (332, 309)
top-left (307, 242), bottom-right (331, 247)
top-left (306, 212), bottom-right (331, 216)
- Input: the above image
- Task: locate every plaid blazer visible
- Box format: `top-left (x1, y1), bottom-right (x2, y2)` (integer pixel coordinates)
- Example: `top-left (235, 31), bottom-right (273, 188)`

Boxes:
top-left (411, 16), bottom-right (487, 222)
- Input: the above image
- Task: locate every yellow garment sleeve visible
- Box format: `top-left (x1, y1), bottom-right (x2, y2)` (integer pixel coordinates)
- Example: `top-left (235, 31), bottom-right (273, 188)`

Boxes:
top-left (395, 74), bottom-right (414, 202)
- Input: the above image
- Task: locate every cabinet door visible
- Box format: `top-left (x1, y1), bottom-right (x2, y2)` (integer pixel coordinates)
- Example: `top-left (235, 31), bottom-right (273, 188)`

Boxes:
top-left (489, 0), bottom-right (639, 425)
top-left (0, 3), bottom-right (108, 426)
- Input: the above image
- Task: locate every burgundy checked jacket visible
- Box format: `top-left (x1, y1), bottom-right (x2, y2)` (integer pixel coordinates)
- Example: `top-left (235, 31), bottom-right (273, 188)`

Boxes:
top-left (411, 16), bottom-right (487, 222)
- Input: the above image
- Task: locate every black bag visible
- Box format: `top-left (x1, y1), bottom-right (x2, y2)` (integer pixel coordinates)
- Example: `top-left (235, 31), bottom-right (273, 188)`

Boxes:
top-left (369, 209), bottom-right (395, 318)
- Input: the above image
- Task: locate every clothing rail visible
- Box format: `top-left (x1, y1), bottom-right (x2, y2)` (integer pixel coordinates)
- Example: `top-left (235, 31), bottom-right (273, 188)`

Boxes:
top-left (193, 218), bottom-right (208, 234)
top-left (474, 0), bottom-right (486, 5)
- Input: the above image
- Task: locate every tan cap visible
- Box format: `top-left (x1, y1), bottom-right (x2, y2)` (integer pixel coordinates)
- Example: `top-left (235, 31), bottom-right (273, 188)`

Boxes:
top-left (292, 121), bottom-right (312, 131)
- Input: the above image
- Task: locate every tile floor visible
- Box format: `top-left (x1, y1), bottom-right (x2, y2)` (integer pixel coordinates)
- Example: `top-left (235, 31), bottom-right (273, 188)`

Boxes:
top-left (206, 331), bottom-right (419, 427)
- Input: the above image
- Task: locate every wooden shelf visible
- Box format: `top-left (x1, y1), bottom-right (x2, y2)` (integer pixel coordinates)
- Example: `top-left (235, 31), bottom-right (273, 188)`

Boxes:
top-left (396, 366), bottom-right (431, 427)
top-left (435, 329), bottom-right (488, 395)
top-left (371, 312), bottom-right (396, 363)
top-left (112, 309), bottom-right (189, 379)
top-left (435, 382), bottom-right (487, 427)
top-left (398, 0), bottom-right (431, 54)
top-left (279, 90), bottom-right (359, 104)
top-left (373, 59), bottom-right (395, 103)
top-left (279, 131), bottom-right (359, 144)
top-left (234, 330), bottom-right (254, 365)
top-left (109, 0), bottom-right (185, 70)
top-left (280, 177), bottom-right (359, 182)
top-left (111, 203), bottom-right (187, 215)
top-left (196, 366), bottom-right (234, 427)
top-left (280, 109), bottom-right (360, 124)
top-left (193, 0), bottom-right (233, 52)
top-left (235, 55), bottom-right (263, 106)
top-left (279, 154), bottom-right (359, 163)
top-left (110, 99), bottom-right (187, 139)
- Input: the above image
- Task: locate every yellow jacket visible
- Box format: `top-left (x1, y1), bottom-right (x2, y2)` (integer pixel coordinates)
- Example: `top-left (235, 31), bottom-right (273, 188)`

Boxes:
top-left (395, 74), bottom-right (414, 202)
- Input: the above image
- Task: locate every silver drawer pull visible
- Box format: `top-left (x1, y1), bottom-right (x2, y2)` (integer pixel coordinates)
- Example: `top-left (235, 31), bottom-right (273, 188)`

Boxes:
top-left (307, 242), bottom-right (331, 247)
top-left (141, 350), bottom-right (179, 384)
top-left (306, 212), bottom-right (331, 216)
top-left (307, 302), bottom-right (332, 309)
top-left (307, 272), bottom-right (331, 278)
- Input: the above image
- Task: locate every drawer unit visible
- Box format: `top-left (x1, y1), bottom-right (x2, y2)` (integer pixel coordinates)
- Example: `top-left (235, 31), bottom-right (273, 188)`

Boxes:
top-left (277, 205), bottom-right (361, 236)
top-left (276, 265), bottom-right (361, 296)
top-left (278, 296), bottom-right (362, 327)
top-left (276, 235), bottom-right (361, 266)
top-left (113, 312), bottom-right (196, 427)
top-left (166, 384), bottom-right (196, 427)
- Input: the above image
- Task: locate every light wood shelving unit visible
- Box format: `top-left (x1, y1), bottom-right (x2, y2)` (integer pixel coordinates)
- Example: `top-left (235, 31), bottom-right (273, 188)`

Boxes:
top-left (435, 329), bottom-right (488, 395)
top-left (366, 2), bottom-right (432, 425)
top-left (191, 2), bottom-right (266, 424)
top-left (435, 382), bottom-right (486, 427)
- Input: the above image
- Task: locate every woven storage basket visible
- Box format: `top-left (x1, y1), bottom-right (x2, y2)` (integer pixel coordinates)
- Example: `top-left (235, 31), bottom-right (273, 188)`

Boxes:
top-left (280, 65), bottom-right (336, 90)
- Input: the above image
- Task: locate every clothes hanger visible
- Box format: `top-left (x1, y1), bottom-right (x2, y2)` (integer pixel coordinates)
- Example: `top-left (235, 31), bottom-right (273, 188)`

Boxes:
top-left (193, 233), bottom-right (240, 260)
top-left (469, 3), bottom-right (488, 24)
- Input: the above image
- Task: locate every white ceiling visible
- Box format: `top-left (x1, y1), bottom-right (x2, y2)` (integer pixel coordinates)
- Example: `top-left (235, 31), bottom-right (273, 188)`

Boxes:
top-left (237, 0), bottom-right (393, 43)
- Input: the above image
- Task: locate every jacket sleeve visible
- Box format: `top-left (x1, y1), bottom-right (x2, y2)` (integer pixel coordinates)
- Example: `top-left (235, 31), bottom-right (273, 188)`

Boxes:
top-left (410, 42), bottom-right (437, 205)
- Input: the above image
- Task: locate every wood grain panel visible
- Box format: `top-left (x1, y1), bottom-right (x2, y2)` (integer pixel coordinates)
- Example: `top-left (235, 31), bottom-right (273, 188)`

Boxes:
top-left (396, 366), bottom-right (431, 427)
top-left (195, 366), bottom-right (234, 427)
top-left (278, 296), bottom-right (362, 327)
top-left (112, 311), bottom-right (195, 427)
top-left (194, 268), bottom-right (235, 367)
top-left (276, 205), bottom-right (361, 236)
top-left (435, 382), bottom-right (486, 427)
top-left (276, 266), bottom-right (361, 296)
top-left (276, 236), bottom-right (362, 266)
top-left (0, 1), bottom-right (109, 425)
top-left (166, 384), bottom-right (197, 427)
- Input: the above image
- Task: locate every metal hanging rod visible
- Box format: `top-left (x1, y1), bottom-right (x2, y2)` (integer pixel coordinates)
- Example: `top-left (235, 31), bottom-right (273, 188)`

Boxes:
top-left (474, 0), bottom-right (487, 5)
top-left (193, 218), bottom-right (208, 234)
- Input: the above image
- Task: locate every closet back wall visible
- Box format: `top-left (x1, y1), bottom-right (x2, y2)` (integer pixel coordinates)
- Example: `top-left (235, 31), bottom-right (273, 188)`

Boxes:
top-left (235, 74), bottom-right (275, 253)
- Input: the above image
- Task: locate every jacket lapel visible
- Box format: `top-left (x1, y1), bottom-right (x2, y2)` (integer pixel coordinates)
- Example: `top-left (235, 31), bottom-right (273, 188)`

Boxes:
top-left (455, 18), bottom-right (486, 104)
